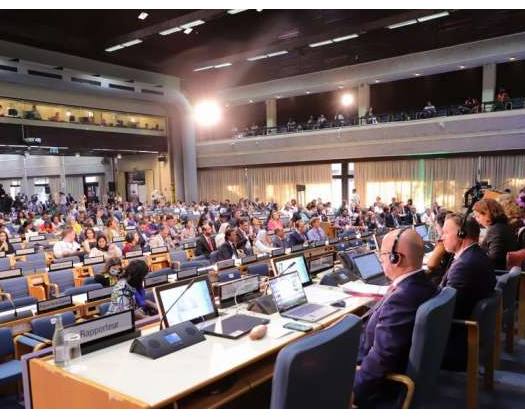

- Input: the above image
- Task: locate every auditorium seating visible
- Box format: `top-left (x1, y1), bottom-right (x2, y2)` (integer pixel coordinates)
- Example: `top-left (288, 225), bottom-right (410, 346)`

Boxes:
top-left (0, 327), bottom-right (22, 386)
top-left (246, 262), bottom-right (270, 277)
top-left (270, 314), bottom-right (362, 408)
top-left (29, 311), bottom-right (76, 340)
top-left (495, 267), bottom-right (521, 353)
top-left (0, 277), bottom-right (39, 312)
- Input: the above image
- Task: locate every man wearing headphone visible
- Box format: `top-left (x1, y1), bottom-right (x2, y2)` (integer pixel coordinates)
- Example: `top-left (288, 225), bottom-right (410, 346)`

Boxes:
top-left (439, 213), bottom-right (496, 369)
top-left (353, 228), bottom-right (437, 407)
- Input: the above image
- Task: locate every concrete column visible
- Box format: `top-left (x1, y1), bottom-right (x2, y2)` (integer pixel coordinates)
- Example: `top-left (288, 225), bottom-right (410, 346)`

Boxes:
top-left (59, 155), bottom-right (66, 192)
top-left (266, 99), bottom-right (277, 127)
top-left (168, 112), bottom-right (186, 202)
top-left (357, 83), bottom-right (370, 119)
top-left (482, 63), bottom-right (497, 104)
top-left (22, 155), bottom-right (29, 195)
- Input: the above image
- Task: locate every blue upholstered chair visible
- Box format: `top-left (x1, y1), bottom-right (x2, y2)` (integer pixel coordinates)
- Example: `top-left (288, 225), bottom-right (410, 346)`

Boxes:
top-left (246, 262), bottom-right (270, 277)
top-left (384, 287), bottom-right (457, 408)
top-left (0, 328), bottom-right (22, 386)
top-left (179, 260), bottom-right (209, 270)
top-left (495, 267), bottom-right (521, 353)
top-left (98, 302), bottom-right (111, 316)
top-left (47, 269), bottom-right (76, 295)
top-left (0, 277), bottom-right (38, 312)
top-left (30, 311), bottom-right (76, 340)
top-left (145, 268), bottom-right (176, 278)
top-left (170, 250), bottom-right (188, 263)
top-left (63, 283), bottom-right (103, 297)
top-left (0, 257), bottom-right (11, 271)
top-left (270, 314), bottom-right (362, 408)
top-left (217, 268), bottom-right (241, 283)
top-left (209, 251), bottom-right (220, 265)
top-left (91, 263), bottom-right (106, 275)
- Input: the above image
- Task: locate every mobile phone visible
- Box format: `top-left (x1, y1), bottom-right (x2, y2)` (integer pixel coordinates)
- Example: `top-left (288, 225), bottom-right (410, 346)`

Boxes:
top-left (283, 322), bottom-right (313, 332)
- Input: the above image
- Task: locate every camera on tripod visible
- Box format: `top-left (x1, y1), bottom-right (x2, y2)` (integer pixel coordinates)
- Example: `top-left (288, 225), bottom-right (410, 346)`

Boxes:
top-left (464, 181), bottom-right (491, 208)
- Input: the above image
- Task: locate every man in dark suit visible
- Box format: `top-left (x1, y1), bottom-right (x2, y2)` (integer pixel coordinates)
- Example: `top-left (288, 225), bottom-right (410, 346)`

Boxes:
top-left (288, 220), bottom-right (308, 247)
top-left (272, 228), bottom-right (289, 249)
top-left (195, 222), bottom-right (216, 258)
top-left (216, 228), bottom-right (239, 261)
top-left (439, 213), bottom-right (496, 369)
top-left (353, 229), bottom-right (437, 407)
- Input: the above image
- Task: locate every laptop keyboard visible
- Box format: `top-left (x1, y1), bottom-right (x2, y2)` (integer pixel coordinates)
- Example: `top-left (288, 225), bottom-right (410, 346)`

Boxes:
top-left (288, 303), bottom-right (335, 320)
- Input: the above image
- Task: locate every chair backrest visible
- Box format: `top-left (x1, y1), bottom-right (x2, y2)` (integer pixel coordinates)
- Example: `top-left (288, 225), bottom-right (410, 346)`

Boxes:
top-left (0, 327), bottom-right (14, 358)
top-left (145, 268), bottom-right (176, 278)
top-left (406, 287), bottom-right (457, 407)
top-left (495, 267), bottom-right (521, 323)
top-left (63, 283), bottom-right (103, 296)
top-left (209, 250), bottom-right (219, 265)
top-left (246, 262), bottom-right (270, 277)
top-left (270, 314), bottom-right (362, 409)
top-left (54, 256), bottom-right (80, 264)
top-left (25, 252), bottom-right (47, 264)
top-left (48, 269), bottom-right (75, 292)
top-left (30, 311), bottom-right (76, 340)
top-left (0, 258), bottom-right (11, 271)
top-left (0, 276), bottom-right (30, 299)
top-left (92, 263), bottom-right (106, 275)
top-left (170, 250), bottom-right (188, 263)
top-left (471, 291), bottom-right (501, 365)
top-left (217, 268), bottom-right (241, 283)
top-left (98, 302), bottom-right (111, 316)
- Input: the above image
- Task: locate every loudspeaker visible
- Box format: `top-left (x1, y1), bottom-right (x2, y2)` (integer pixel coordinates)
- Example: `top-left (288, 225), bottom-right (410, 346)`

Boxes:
top-left (129, 321), bottom-right (205, 359)
top-left (44, 185), bottom-right (51, 194)
top-left (108, 182), bottom-right (116, 192)
top-left (247, 294), bottom-right (277, 315)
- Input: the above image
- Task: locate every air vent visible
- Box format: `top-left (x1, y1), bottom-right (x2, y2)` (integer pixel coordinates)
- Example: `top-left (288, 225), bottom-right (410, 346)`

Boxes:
top-left (141, 89), bottom-right (164, 96)
top-left (0, 64), bottom-right (17, 72)
top-left (109, 83), bottom-right (134, 91)
top-left (27, 69), bottom-right (62, 79)
top-left (71, 77), bottom-right (101, 86)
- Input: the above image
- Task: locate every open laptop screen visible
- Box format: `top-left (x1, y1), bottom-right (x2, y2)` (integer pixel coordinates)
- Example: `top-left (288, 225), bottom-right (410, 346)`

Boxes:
top-left (272, 254), bottom-right (311, 286)
top-left (155, 276), bottom-right (218, 327)
top-left (270, 271), bottom-right (307, 313)
top-left (353, 252), bottom-right (384, 280)
top-left (414, 224), bottom-right (429, 241)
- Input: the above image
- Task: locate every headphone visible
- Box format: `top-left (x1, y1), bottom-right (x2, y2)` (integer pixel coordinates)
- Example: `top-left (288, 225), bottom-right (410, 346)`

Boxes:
top-left (457, 215), bottom-right (467, 239)
top-left (389, 228), bottom-right (406, 264)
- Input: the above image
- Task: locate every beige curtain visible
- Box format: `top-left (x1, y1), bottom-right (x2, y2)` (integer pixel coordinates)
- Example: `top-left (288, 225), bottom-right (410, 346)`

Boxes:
top-left (145, 170), bottom-right (154, 204)
top-left (479, 155), bottom-right (525, 196)
top-left (198, 168), bottom-right (247, 202)
top-left (65, 176), bottom-right (84, 201)
top-left (197, 164), bottom-right (331, 204)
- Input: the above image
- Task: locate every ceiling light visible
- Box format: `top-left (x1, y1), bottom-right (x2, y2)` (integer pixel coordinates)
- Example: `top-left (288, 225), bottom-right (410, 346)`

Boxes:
top-left (159, 26), bottom-right (182, 36)
top-left (306, 91), bottom-right (311, 94)
top-left (214, 62), bottom-right (232, 69)
top-left (332, 34), bottom-right (359, 42)
top-left (227, 9), bottom-right (248, 15)
top-left (387, 19), bottom-right (418, 29)
top-left (180, 19), bottom-right (205, 29)
top-left (338, 85), bottom-right (344, 89)
top-left (138, 12), bottom-right (148, 20)
top-left (309, 40), bottom-right (333, 48)
top-left (117, 154), bottom-right (122, 159)
top-left (276, 96), bottom-right (281, 99)
top-left (341, 93), bottom-right (354, 107)
top-left (105, 44), bottom-right (125, 52)
top-left (459, 65), bottom-right (466, 69)
top-left (417, 11), bottom-right (449, 22)
top-left (193, 65), bottom-right (214, 72)
top-left (249, 100), bottom-right (254, 103)
top-left (75, 152), bottom-right (80, 158)
top-left (375, 79), bottom-right (381, 83)
top-left (256, 9), bottom-right (263, 12)
top-left (193, 100), bottom-right (222, 127)
top-left (414, 73), bottom-right (421, 77)
top-left (121, 39), bottom-right (142, 47)
top-left (183, 28), bottom-right (193, 35)
top-left (247, 55), bottom-right (268, 62)
top-left (509, 57), bottom-right (517, 61)
top-left (267, 50), bottom-right (288, 57)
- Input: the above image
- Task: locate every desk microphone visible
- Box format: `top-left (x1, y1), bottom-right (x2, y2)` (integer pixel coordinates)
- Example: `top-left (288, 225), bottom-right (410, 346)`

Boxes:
top-left (158, 274), bottom-right (201, 330)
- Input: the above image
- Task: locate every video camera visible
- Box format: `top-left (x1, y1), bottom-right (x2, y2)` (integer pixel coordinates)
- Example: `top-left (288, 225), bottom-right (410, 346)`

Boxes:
top-left (464, 181), bottom-right (491, 208)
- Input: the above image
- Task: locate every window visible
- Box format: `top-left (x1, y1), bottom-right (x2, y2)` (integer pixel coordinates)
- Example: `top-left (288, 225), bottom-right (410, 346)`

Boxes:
top-left (33, 178), bottom-right (49, 203)
top-left (331, 163), bottom-right (342, 176)
top-left (85, 176), bottom-right (98, 183)
top-left (10, 180), bottom-right (21, 200)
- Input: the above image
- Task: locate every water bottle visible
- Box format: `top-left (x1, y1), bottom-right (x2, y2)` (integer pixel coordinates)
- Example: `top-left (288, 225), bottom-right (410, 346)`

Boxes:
top-left (51, 315), bottom-right (67, 367)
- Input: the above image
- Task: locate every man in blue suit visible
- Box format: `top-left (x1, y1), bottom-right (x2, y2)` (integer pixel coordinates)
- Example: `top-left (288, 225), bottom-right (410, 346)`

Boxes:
top-left (353, 229), bottom-right (437, 407)
top-left (439, 213), bottom-right (496, 369)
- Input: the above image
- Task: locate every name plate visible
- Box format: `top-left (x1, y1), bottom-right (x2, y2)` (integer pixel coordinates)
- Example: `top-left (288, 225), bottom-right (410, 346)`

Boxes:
top-left (241, 255), bottom-right (257, 265)
top-left (37, 295), bottom-right (73, 314)
top-left (271, 248), bottom-right (285, 257)
top-left (84, 256), bottom-right (105, 266)
top-left (125, 250), bottom-right (143, 259)
top-left (217, 259), bottom-right (235, 270)
top-left (256, 253), bottom-right (270, 261)
top-left (291, 244), bottom-right (305, 253)
top-left (64, 310), bottom-right (136, 350)
top-left (329, 238), bottom-right (340, 245)
top-left (0, 268), bottom-right (22, 279)
top-left (177, 268), bottom-right (198, 280)
top-left (29, 235), bottom-right (46, 242)
top-left (49, 261), bottom-right (74, 271)
top-left (183, 242), bottom-right (196, 249)
top-left (112, 236), bottom-right (125, 243)
top-left (10, 237), bottom-right (22, 244)
top-left (125, 225), bottom-right (137, 231)
top-left (151, 246), bottom-right (168, 254)
top-left (87, 287), bottom-right (113, 302)
top-left (144, 275), bottom-right (169, 288)
top-left (16, 248), bottom-right (36, 256)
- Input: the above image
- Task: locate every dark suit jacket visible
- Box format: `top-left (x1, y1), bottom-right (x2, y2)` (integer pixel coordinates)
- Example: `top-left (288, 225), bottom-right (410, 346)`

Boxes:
top-left (353, 270), bottom-right (437, 407)
top-left (272, 235), bottom-right (289, 249)
top-left (440, 244), bottom-right (496, 319)
top-left (288, 230), bottom-right (307, 247)
top-left (195, 235), bottom-right (216, 258)
top-left (217, 241), bottom-right (239, 261)
top-left (481, 222), bottom-right (518, 270)
top-left (383, 213), bottom-right (396, 228)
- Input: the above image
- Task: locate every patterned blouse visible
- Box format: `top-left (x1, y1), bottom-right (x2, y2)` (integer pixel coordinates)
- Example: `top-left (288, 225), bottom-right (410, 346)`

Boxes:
top-left (106, 279), bottom-right (137, 315)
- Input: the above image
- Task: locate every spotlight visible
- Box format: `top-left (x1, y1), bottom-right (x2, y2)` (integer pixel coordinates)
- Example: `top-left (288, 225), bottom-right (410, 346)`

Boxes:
top-left (75, 152), bottom-right (80, 158)
top-left (341, 93), bottom-right (354, 107)
top-left (193, 100), bottom-right (222, 127)
top-left (117, 153), bottom-right (122, 159)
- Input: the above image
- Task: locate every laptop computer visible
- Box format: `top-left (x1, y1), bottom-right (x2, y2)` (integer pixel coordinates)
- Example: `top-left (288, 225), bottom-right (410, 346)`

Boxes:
top-left (352, 251), bottom-right (389, 285)
top-left (413, 224), bottom-right (435, 253)
top-left (271, 254), bottom-right (313, 286)
top-left (154, 275), bottom-right (268, 339)
top-left (269, 271), bottom-right (339, 323)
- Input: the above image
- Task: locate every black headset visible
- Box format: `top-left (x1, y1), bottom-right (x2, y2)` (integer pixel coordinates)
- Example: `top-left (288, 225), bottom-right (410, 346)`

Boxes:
top-left (389, 228), bottom-right (406, 264)
top-left (457, 214), bottom-right (467, 239)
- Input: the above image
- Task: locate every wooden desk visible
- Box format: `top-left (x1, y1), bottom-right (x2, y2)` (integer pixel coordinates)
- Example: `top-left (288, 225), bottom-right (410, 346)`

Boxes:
top-left (29, 292), bottom-right (371, 408)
